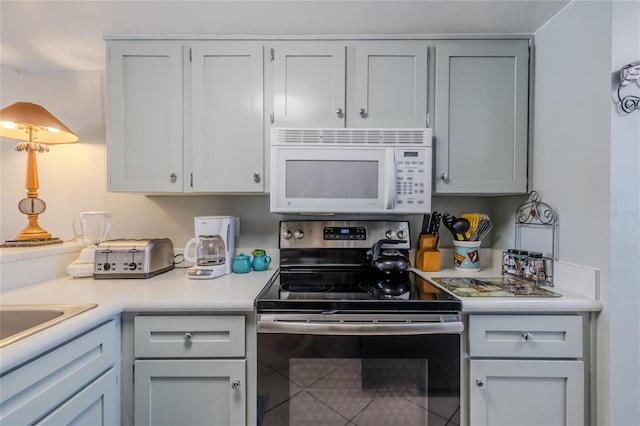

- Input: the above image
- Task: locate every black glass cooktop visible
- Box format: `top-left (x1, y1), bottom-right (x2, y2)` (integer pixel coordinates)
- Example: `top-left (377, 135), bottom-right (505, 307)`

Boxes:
top-left (256, 268), bottom-right (461, 314)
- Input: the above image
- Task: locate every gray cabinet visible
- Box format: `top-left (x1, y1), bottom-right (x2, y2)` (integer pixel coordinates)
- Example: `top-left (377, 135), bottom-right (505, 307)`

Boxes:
top-left (434, 40), bottom-right (529, 194)
top-left (467, 314), bottom-right (585, 426)
top-left (0, 320), bottom-right (120, 425)
top-left (191, 43), bottom-right (264, 192)
top-left (132, 315), bottom-right (247, 426)
top-left (107, 40), bottom-right (264, 193)
top-left (271, 41), bottom-right (428, 128)
top-left (38, 368), bottom-right (119, 425)
top-left (272, 42), bottom-right (345, 128)
top-left (107, 42), bottom-right (185, 192)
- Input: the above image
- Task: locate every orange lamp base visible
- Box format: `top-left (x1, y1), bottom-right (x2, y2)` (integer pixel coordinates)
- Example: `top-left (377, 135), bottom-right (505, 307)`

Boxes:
top-left (16, 215), bottom-right (52, 240)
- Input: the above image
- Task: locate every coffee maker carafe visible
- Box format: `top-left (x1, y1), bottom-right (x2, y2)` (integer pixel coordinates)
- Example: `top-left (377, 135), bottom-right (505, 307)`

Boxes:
top-left (184, 216), bottom-right (236, 279)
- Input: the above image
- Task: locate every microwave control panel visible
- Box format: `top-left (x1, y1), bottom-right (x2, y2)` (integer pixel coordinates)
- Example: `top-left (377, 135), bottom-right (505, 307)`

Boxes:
top-left (394, 148), bottom-right (430, 212)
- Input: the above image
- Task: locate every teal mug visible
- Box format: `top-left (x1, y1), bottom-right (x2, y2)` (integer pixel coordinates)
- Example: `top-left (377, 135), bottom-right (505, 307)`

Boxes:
top-left (232, 253), bottom-right (252, 274)
top-left (251, 249), bottom-right (272, 271)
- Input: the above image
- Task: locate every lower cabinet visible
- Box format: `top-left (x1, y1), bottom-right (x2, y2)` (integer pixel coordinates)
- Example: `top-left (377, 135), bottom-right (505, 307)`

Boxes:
top-left (135, 359), bottom-right (246, 425)
top-left (38, 368), bottom-right (119, 425)
top-left (0, 319), bottom-right (120, 425)
top-left (129, 314), bottom-right (248, 426)
top-left (466, 314), bottom-right (586, 426)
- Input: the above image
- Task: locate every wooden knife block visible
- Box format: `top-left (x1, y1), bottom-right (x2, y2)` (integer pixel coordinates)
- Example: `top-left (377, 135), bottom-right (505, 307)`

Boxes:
top-left (416, 234), bottom-right (440, 272)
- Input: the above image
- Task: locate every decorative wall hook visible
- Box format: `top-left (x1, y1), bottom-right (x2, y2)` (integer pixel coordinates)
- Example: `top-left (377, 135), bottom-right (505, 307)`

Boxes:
top-left (617, 60), bottom-right (640, 114)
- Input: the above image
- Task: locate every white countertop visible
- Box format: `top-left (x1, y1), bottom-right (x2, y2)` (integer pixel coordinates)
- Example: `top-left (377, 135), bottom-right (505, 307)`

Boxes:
top-left (1, 250), bottom-right (602, 373)
top-left (0, 267), bottom-right (276, 372)
top-left (413, 265), bottom-right (603, 314)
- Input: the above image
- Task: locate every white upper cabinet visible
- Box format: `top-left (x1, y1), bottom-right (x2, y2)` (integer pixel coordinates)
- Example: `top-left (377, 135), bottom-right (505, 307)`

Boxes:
top-left (272, 43), bottom-right (346, 127)
top-left (107, 40), bottom-right (264, 193)
top-left (434, 40), bottom-right (529, 194)
top-left (271, 41), bottom-right (428, 128)
top-left (107, 42), bottom-right (184, 192)
top-left (350, 43), bottom-right (428, 128)
top-left (191, 43), bottom-right (264, 192)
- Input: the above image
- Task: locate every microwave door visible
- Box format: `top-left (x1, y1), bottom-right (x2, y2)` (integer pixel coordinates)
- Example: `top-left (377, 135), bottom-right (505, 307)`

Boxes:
top-left (271, 147), bottom-right (389, 213)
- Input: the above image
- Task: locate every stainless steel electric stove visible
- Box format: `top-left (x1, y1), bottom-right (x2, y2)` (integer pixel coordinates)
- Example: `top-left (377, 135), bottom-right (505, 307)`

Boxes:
top-left (256, 220), bottom-right (462, 426)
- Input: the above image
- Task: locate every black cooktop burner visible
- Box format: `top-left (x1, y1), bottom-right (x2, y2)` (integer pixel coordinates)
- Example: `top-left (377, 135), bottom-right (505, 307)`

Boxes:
top-left (359, 278), bottom-right (412, 299)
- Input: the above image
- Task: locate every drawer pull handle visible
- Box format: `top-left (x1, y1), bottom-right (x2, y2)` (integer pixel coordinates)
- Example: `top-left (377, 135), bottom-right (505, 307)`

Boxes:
top-left (521, 331), bottom-right (533, 340)
top-left (231, 380), bottom-right (241, 391)
top-left (183, 332), bottom-right (193, 343)
top-left (475, 379), bottom-right (486, 388)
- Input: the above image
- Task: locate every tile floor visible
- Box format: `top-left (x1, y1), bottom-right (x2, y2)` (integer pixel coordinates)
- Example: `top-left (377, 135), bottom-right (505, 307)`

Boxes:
top-left (258, 334), bottom-right (460, 426)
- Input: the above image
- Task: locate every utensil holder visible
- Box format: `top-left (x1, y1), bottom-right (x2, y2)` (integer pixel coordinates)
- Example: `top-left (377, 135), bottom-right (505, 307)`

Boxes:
top-left (416, 234), bottom-right (440, 272)
top-left (453, 240), bottom-right (481, 271)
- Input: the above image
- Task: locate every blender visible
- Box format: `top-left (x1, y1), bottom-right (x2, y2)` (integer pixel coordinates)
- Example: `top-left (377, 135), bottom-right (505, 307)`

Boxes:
top-left (67, 212), bottom-right (112, 278)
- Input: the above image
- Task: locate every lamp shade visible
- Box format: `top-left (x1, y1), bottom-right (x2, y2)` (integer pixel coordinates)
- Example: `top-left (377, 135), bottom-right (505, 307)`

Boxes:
top-left (0, 102), bottom-right (78, 144)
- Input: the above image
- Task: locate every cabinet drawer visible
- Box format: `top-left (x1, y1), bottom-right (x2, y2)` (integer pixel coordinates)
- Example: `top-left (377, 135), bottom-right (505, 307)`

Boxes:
top-left (469, 315), bottom-right (583, 358)
top-left (134, 315), bottom-right (245, 358)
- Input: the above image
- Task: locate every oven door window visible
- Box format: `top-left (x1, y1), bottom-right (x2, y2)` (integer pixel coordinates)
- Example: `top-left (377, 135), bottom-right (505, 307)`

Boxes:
top-left (257, 334), bottom-right (460, 426)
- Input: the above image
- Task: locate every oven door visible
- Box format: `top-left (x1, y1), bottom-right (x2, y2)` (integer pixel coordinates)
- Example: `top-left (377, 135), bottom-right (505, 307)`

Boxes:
top-left (257, 314), bottom-right (461, 426)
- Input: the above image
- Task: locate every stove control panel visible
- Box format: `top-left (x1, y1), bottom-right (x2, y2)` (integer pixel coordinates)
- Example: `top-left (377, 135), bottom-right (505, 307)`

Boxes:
top-left (279, 220), bottom-right (411, 249)
top-left (323, 226), bottom-right (367, 241)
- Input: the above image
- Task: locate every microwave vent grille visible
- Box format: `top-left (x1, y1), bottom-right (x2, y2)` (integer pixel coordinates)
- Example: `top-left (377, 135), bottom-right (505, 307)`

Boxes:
top-left (273, 128), bottom-right (430, 146)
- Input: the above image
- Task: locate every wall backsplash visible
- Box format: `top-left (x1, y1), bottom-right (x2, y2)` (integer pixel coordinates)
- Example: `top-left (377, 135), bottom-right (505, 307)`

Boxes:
top-left (105, 193), bottom-right (499, 253)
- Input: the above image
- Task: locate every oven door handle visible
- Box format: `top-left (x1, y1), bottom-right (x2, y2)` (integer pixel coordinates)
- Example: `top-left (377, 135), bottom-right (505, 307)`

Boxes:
top-left (257, 319), bottom-right (464, 336)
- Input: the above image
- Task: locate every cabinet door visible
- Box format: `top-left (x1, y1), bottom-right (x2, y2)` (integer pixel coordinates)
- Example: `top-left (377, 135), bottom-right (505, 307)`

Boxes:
top-left (0, 320), bottom-right (118, 425)
top-left (37, 368), bottom-right (119, 425)
top-left (134, 359), bottom-right (246, 426)
top-left (469, 359), bottom-right (584, 426)
top-left (191, 43), bottom-right (264, 192)
top-left (272, 43), bottom-right (346, 127)
top-left (107, 42), bottom-right (184, 192)
top-left (350, 42), bottom-right (428, 128)
top-left (434, 41), bottom-right (529, 194)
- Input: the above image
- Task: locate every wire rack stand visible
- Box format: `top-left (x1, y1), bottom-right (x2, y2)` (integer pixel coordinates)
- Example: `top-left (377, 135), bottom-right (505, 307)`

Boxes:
top-left (502, 191), bottom-right (558, 286)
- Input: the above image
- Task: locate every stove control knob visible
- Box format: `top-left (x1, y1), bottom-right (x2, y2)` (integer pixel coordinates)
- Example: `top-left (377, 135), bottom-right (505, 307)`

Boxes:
top-left (385, 230), bottom-right (395, 239)
top-left (281, 229), bottom-right (292, 240)
top-left (396, 230), bottom-right (407, 240)
top-left (293, 229), bottom-right (304, 239)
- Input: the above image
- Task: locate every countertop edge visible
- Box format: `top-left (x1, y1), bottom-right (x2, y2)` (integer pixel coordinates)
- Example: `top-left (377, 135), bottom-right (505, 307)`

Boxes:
top-left (412, 267), bottom-right (603, 313)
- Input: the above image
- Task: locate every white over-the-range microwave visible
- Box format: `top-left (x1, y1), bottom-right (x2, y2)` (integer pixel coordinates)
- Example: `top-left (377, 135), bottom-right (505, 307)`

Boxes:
top-left (270, 128), bottom-right (432, 214)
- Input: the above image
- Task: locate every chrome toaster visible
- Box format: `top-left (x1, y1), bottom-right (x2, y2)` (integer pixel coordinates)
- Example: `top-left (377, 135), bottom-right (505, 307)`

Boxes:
top-left (93, 238), bottom-right (175, 279)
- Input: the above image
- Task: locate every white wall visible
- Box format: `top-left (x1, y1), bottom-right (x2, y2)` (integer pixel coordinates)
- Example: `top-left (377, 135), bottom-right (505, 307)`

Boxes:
top-left (1, 68), bottom-right (107, 242)
top-left (609, 1), bottom-right (640, 424)
top-left (534, 0), bottom-right (640, 424)
top-left (533, 1), bottom-right (612, 269)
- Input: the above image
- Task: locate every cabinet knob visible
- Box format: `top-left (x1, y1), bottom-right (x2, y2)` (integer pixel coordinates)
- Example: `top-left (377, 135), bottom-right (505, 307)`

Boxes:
top-left (253, 173), bottom-right (261, 183)
top-left (231, 380), bottom-right (241, 390)
top-left (170, 173), bottom-right (177, 183)
top-left (475, 379), bottom-right (486, 388)
top-left (439, 172), bottom-right (449, 182)
top-left (183, 332), bottom-right (193, 343)
top-left (359, 108), bottom-right (367, 118)
top-left (336, 108), bottom-right (344, 118)
top-left (521, 331), bottom-right (533, 340)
